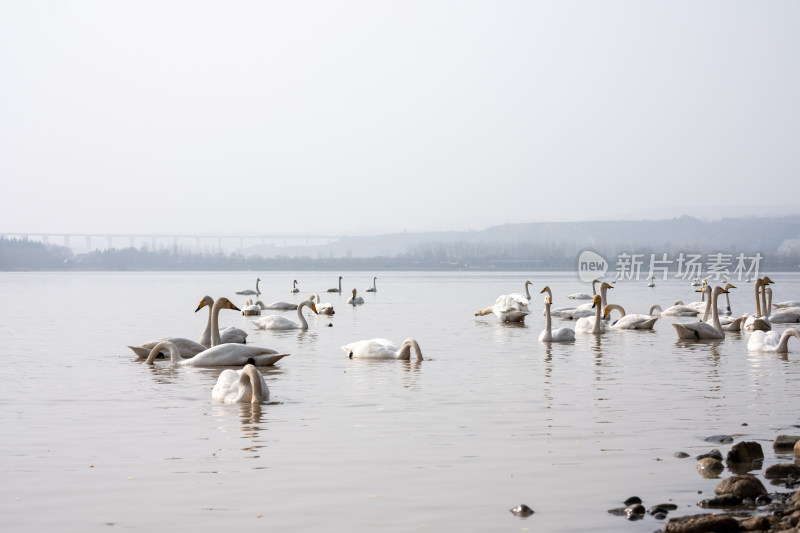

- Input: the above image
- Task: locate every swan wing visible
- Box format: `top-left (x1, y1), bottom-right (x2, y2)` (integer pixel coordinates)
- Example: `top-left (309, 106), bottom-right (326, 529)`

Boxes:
top-left (612, 314), bottom-right (658, 330)
top-left (220, 326), bottom-right (248, 344)
top-left (130, 337), bottom-right (207, 359)
top-left (672, 321), bottom-right (723, 340)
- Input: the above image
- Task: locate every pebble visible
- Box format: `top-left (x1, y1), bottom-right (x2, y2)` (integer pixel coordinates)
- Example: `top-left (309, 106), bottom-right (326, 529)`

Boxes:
top-left (704, 434), bottom-right (734, 444)
top-left (509, 504), bottom-right (534, 517)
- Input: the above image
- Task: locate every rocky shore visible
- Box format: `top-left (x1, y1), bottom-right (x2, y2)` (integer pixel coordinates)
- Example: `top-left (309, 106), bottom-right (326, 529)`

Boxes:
top-left (606, 435), bottom-right (800, 532)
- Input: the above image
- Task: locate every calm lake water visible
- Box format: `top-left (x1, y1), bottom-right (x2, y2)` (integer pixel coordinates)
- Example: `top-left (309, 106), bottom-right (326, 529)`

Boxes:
top-left (2, 270), bottom-right (799, 532)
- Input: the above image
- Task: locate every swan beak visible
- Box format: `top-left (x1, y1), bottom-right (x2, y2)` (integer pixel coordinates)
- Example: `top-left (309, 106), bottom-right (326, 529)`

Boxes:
top-left (729, 284), bottom-right (737, 289)
top-left (228, 302), bottom-right (241, 312)
top-left (540, 288), bottom-right (546, 294)
top-left (195, 301), bottom-right (206, 312)
top-left (310, 303), bottom-right (318, 314)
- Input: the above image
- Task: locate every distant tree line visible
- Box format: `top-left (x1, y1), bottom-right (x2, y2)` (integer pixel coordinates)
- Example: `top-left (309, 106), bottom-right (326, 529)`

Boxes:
top-left (2, 230), bottom-right (798, 272)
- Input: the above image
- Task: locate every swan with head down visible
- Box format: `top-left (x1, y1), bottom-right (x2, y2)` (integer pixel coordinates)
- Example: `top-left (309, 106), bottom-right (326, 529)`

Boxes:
top-left (143, 339), bottom-right (289, 367)
top-left (747, 328), bottom-right (800, 353)
top-left (212, 364), bottom-right (269, 404)
top-left (603, 304), bottom-right (658, 330)
top-left (251, 299), bottom-right (318, 330)
top-left (475, 294), bottom-right (530, 323)
top-left (567, 279), bottom-right (599, 300)
top-left (308, 293), bottom-right (334, 315)
top-left (342, 338), bottom-right (423, 361)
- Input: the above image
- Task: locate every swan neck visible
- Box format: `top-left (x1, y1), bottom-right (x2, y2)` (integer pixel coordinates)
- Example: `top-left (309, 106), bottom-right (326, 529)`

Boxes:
top-left (754, 281), bottom-right (762, 317)
top-left (210, 299), bottom-right (223, 346)
top-left (544, 302), bottom-right (552, 335)
top-left (711, 289), bottom-right (723, 334)
top-left (297, 301), bottom-right (309, 329)
top-left (593, 300), bottom-right (602, 333)
top-left (200, 303), bottom-right (214, 348)
top-left (144, 341), bottom-right (181, 364)
top-left (702, 290), bottom-right (712, 323)
top-left (241, 365), bottom-right (264, 403)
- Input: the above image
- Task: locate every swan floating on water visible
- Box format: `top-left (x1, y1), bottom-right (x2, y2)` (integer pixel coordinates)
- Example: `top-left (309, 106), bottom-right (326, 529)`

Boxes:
top-left (747, 328), bottom-right (800, 353)
top-left (290, 279), bottom-right (299, 293)
top-left (347, 288), bottom-right (365, 305)
top-left (603, 304), bottom-right (658, 330)
top-left (366, 277), bottom-right (377, 293)
top-left (328, 276), bottom-right (343, 293)
top-left (308, 293), bottom-right (334, 315)
top-left (212, 364), bottom-right (269, 404)
top-left (476, 294), bottom-right (530, 323)
top-left (235, 277), bottom-right (261, 296)
top-left (744, 277), bottom-right (773, 331)
top-left (647, 276), bottom-right (655, 288)
top-left (241, 298), bottom-right (261, 316)
top-left (143, 340), bottom-right (289, 367)
top-left (673, 286), bottom-right (729, 340)
top-left (539, 295), bottom-right (575, 342)
top-left (259, 300), bottom-right (298, 311)
top-left (508, 280), bottom-right (533, 308)
top-left (575, 295), bottom-right (606, 334)
top-left (251, 299), bottom-right (318, 330)
top-left (341, 338), bottom-right (423, 361)
top-left (567, 279), bottom-right (599, 300)
top-left (129, 295), bottom-right (245, 359)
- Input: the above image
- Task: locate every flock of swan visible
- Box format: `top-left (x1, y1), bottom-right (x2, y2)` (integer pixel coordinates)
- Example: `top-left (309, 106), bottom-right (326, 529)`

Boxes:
top-left (477, 276), bottom-right (800, 353)
top-left (129, 275), bottom-right (420, 405)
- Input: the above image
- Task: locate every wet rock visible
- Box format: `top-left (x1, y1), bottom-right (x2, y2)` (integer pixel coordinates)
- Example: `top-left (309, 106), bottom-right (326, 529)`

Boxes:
top-left (704, 435), bottom-right (734, 444)
top-left (509, 504), bottom-right (534, 517)
top-left (726, 441), bottom-right (764, 465)
top-left (625, 503), bottom-right (645, 520)
top-left (739, 515), bottom-right (772, 531)
top-left (754, 494), bottom-right (772, 506)
top-left (698, 494), bottom-right (742, 508)
top-left (607, 507), bottom-right (627, 516)
top-left (696, 449), bottom-right (723, 461)
top-left (674, 451), bottom-right (691, 459)
top-left (696, 457), bottom-right (724, 478)
top-left (715, 474), bottom-right (767, 498)
top-left (664, 512), bottom-right (739, 532)
top-left (624, 496), bottom-right (642, 505)
top-left (764, 463), bottom-right (800, 480)
top-left (774, 435), bottom-right (800, 451)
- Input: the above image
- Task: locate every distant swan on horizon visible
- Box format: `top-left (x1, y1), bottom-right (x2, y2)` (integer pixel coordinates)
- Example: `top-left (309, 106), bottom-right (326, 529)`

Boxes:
top-left (347, 288), bottom-right (364, 305)
top-left (366, 277), bottom-right (377, 293)
top-left (328, 276), bottom-right (343, 293)
top-left (290, 279), bottom-right (299, 293)
top-left (235, 277), bottom-right (261, 296)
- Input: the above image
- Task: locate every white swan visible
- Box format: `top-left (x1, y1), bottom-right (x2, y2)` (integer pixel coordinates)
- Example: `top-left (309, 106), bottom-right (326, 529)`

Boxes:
top-left (241, 298), bottom-right (261, 316)
top-left (774, 300), bottom-right (800, 309)
top-left (673, 286), bottom-right (729, 340)
top-left (366, 276), bottom-right (377, 293)
top-left (647, 276), bottom-right (655, 288)
top-left (128, 295), bottom-right (245, 359)
top-left (567, 279), bottom-right (599, 300)
top-left (341, 338), bottom-right (423, 361)
top-left (508, 280), bottom-right (533, 308)
top-left (660, 301), bottom-right (700, 317)
top-left (290, 279), bottom-right (299, 293)
top-left (475, 294), bottom-right (530, 323)
top-left (744, 277), bottom-right (773, 331)
top-left (197, 295), bottom-right (248, 346)
top-left (259, 300), bottom-right (298, 311)
top-left (235, 277), bottom-right (261, 296)
top-left (747, 328), bottom-right (800, 353)
top-left (603, 304), bottom-right (658, 330)
top-left (212, 364), bottom-right (269, 404)
top-left (539, 296), bottom-right (575, 342)
top-left (327, 276), bottom-right (343, 293)
top-left (308, 293), bottom-right (334, 315)
top-left (766, 286), bottom-right (800, 323)
top-left (143, 340), bottom-right (289, 367)
top-left (576, 282), bottom-right (613, 311)
top-left (347, 288), bottom-right (365, 305)
top-left (697, 285), bottom-right (736, 324)
top-left (575, 295), bottom-right (606, 334)
top-left (251, 299), bottom-right (318, 330)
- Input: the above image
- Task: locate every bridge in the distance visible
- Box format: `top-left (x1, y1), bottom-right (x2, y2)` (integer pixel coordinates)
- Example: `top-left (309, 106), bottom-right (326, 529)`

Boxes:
top-left (0, 232), bottom-right (343, 253)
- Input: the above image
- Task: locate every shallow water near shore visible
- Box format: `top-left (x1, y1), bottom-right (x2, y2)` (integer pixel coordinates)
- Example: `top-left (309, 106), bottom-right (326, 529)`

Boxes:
top-left (1, 270), bottom-right (799, 532)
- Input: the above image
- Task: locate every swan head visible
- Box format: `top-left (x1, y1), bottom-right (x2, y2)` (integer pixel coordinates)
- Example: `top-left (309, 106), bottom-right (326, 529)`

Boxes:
top-left (217, 297), bottom-right (241, 312)
top-left (591, 295), bottom-right (602, 308)
top-left (762, 276), bottom-right (775, 285)
top-left (696, 286), bottom-right (710, 294)
top-left (302, 299), bottom-right (318, 314)
top-left (725, 283), bottom-right (737, 290)
top-left (195, 295), bottom-right (214, 312)
top-left (600, 282), bottom-right (613, 291)
top-left (540, 286), bottom-right (552, 299)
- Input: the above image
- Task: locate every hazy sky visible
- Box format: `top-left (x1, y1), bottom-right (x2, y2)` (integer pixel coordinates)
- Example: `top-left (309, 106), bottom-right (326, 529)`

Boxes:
top-left (1, 1), bottom-right (799, 237)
